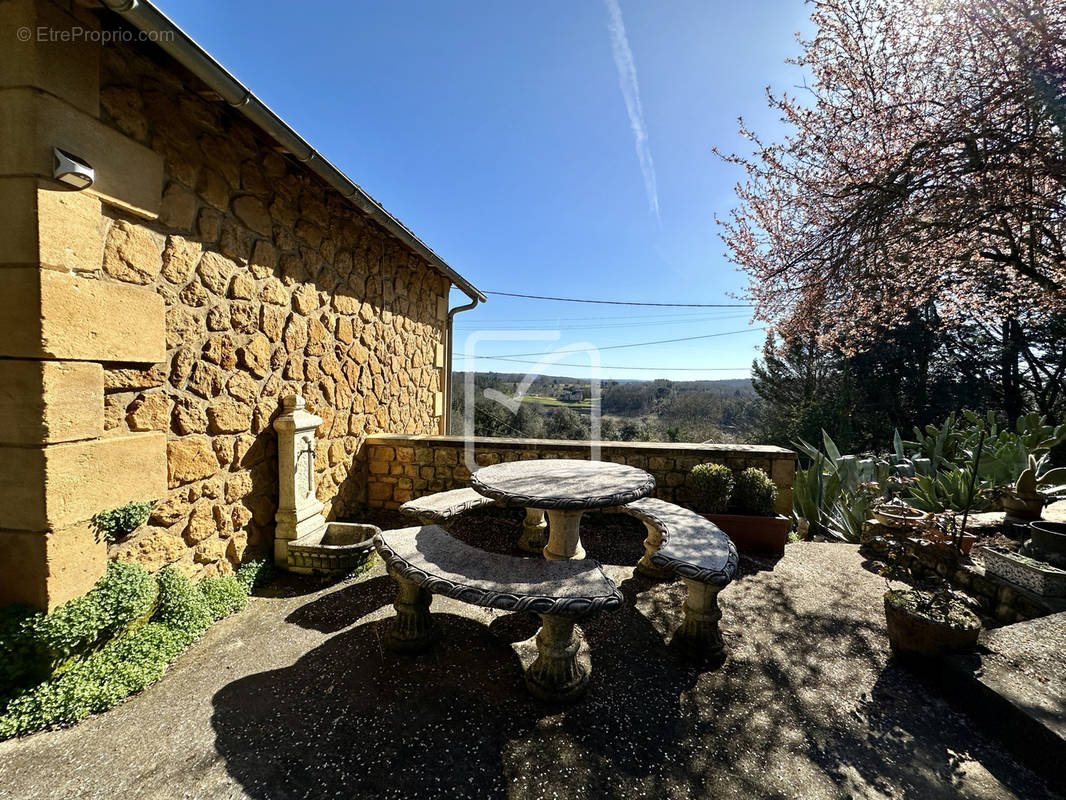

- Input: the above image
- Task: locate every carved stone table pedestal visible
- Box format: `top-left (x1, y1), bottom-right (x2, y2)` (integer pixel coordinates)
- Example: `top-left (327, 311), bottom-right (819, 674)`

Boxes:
top-left (524, 614), bottom-right (589, 702)
top-left (517, 508), bottom-right (549, 554)
top-left (385, 570), bottom-right (440, 653)
top-left (542, 509), bottom-right (586, 561)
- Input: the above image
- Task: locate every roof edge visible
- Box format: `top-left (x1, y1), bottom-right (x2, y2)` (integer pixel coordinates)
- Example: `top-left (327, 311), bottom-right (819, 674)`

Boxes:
top-left (97, 0), bottom-right (485, 304)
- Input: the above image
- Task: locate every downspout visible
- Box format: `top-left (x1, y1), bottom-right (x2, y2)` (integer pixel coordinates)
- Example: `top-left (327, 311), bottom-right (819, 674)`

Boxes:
top-left (444, 295), bottom-right (480, 435)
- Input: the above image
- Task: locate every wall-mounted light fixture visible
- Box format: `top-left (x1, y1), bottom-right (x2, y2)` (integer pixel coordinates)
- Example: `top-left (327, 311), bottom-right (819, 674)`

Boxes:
top-left (52, 147), bottom-right (95, 190)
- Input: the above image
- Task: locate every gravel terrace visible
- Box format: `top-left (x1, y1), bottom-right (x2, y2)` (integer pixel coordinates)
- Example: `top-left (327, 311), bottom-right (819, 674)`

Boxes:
top-left (0, 508), bottom-right (1060, 800)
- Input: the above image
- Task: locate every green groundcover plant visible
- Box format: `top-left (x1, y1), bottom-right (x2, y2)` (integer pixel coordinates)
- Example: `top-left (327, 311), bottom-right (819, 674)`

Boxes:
top-left (0, 559), bottom-right (270, 739)
top-left (90, 501), bottom-right (153, 544)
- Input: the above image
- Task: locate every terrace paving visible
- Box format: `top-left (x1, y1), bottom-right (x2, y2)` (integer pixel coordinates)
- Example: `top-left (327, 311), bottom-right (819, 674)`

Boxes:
top-left (0, 510), bottom-right (1060, 800)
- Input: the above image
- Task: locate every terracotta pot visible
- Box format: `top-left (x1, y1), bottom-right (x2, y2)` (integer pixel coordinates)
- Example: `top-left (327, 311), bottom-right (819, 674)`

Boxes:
top-left (921, 528), bottom-right (978, 555)
top-left (703, 513), bottom-right (791, 557)
top-left (872, 505), bottom-right (925, 529)
top-left (883, 592), bottom-right (980, 657)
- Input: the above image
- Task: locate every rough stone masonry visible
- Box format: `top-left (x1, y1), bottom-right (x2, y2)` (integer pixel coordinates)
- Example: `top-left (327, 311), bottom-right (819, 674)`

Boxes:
top-left (0, 0), bottom-right (451, 608)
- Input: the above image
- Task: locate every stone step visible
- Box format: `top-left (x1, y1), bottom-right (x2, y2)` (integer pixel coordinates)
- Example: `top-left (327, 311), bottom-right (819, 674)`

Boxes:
top-left (937, 612), bottom-right (1066, 795)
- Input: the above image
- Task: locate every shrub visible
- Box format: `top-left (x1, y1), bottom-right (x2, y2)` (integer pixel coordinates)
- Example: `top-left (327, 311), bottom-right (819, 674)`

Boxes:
top-left (0, 560), bottom-right (271, 740)
top-left (31, 561), bottom-right (157, 663)
top-left (732, 468), bottom-right (778, 516)
top-left (199, 576), bottom-right (248, 621)
top-left (153, 567), bottom-right (212, 639)
top-left (235, 559), bottom-right (273, 593)
top-left (0, 622), bottom-right (191, 739)
top-left (91, 501), bottom-right (153, 544)
top-left (690, 463), bottom-right (735, 514)
top-left (0, 606), bottom-right (45, 704)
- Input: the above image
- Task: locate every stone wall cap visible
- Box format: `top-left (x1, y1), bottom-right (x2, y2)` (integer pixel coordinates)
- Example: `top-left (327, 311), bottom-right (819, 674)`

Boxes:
top-left (365, 433), bottom-right (795, 458)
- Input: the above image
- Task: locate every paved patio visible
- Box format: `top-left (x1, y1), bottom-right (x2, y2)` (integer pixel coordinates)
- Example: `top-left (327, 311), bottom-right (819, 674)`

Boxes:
top-left (0, 512), bottom-right (1060, 799)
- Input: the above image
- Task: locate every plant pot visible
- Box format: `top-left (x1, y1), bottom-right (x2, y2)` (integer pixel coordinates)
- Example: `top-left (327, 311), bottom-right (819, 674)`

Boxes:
top-left (1001, 492), bottom-right (1046, 521)
top-left (1028, 521), bottom-right (1066, 560)
top-left (982, 545), bottom-right (1066, 597)
top-left (920, 528), bottom-right (978, 555)
top-left (872, 504), bottom-right (925, 529)
top-left (703, 513), bottom-right (791, 557)
top-left (883, 592), bottom-right (980, 657)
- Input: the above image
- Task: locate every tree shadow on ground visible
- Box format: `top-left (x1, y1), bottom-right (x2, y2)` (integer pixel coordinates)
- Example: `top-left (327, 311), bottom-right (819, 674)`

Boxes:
top-left (212, 613), bottom-right (545, 800)
top-left (214, 572), bottom-right (706, 799)
top-left (216, 538), bottom-right (1059, 799)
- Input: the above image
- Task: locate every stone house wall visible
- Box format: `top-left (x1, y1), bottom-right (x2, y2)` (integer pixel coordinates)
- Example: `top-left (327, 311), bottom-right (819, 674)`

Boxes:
top-left (365, 435), bottom-right (797, 516)
top-left (0, 0), bottom-right (450, 607)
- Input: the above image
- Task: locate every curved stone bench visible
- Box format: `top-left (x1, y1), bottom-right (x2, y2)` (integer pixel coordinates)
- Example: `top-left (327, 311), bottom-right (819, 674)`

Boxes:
top-left (399, 487), bottom-right (496, 524)
top-left (373, 525), bottom-right (624, 700)
top-left (399, 489), bottom-right (549, 555)
top-left (611, 498), bottom-right (739, 664)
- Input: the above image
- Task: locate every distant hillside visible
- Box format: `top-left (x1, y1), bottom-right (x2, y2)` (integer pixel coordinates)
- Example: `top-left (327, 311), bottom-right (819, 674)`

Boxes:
top-left (451, 372), bottom-right (753, 394)
top-left (450, 372), bottom-right (759, 443)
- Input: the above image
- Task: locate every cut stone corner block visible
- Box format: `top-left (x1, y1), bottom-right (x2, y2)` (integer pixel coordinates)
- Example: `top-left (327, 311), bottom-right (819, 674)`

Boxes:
top-left (0, 523), bottom-right (107, 612)
top-left (670, 579), bottom-right (727, 667)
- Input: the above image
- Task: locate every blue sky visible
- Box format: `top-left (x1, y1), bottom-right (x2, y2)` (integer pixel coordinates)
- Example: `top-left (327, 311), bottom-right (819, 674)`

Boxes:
top-left (154, 0), bottom-right (813, 381)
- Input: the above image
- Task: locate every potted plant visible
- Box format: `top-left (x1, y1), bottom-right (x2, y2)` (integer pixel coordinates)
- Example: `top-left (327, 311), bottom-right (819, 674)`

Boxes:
top-left (689, 463), bottom-right (734, 514)
top-left (694, 466), bottom-right (792, 557)
top-left (1027, 520), bottom-right (1066, 568)
top-left (883, 582), bottom-right (981, 658)
top-left (871, 498), bottom-right (927, 530)
top-left (920, 512), bottom-right (978, 555)
top-left (1001, 455), bottom-right (1066, 520)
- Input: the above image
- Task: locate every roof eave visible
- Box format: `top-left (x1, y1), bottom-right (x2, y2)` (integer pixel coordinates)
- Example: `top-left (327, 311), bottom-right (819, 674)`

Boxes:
top-left (96, 0), bottom-right (486, 304)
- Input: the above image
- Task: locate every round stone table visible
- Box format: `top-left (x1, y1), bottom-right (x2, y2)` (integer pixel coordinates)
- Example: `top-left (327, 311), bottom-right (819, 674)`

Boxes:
top-left (470, 459), bottom-right (656, 560)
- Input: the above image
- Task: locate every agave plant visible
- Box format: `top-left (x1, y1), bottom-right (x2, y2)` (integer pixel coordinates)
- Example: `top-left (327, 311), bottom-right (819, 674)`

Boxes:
top-left (792, 431), bottom-right (876, 542)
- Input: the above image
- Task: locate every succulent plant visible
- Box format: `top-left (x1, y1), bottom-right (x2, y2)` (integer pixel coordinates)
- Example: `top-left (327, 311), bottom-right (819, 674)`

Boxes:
top-left (1012, 455), bottom-right (1066, 500)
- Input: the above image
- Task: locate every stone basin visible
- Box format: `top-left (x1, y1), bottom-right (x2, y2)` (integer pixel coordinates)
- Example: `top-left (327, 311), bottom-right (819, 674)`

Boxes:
top-left (286, 522), bottom-right (379, 576)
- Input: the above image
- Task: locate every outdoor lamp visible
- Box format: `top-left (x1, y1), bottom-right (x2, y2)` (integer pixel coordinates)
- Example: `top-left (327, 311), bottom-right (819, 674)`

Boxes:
top-left (52, 147), bottom-right (94, 190)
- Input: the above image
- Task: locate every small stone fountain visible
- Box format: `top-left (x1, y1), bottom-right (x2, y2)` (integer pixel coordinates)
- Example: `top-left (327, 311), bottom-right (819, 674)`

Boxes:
top-left (273, 395), bottom-right (377, 575)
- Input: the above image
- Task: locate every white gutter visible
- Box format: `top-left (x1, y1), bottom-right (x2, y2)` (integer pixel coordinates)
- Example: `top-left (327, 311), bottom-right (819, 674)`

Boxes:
top-left (96, 0), bottom-right (485, 305)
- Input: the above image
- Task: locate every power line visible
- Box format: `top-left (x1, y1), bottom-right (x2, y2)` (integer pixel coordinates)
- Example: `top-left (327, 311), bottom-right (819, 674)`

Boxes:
top-left (485, 291), bottom-right (752, 308)
top-left (471, 327), bottom-right (765, 358)
top-left (467, 357), bottom-right (750, 371)
top-left (455, 309), bottom-right (749, 324)
top-left (455, 313), bottom-right (754, 332)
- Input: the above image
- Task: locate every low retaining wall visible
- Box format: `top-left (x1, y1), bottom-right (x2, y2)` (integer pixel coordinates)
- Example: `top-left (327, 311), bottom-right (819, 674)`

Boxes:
top-left (364, 435), bottom-right (796, 515)
top-left (861, 532), bottom-right (1066, 624)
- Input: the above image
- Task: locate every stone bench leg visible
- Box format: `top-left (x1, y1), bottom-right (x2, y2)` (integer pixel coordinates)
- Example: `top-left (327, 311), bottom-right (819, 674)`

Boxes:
top-left (635, 522), bottom-right (673, 580)
top-left (671, 579), bottom-right (726, 666)
top-left (385, 569), bottom-right (439, 653)
top-left (517, 508), bottom-right (548, 554)
top-left (525, 614), bottom-right (588, 701)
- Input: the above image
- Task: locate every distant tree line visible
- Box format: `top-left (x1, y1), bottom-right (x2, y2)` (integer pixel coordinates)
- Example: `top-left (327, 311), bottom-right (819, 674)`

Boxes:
top-left (449, 374), bottom-right (760, 444)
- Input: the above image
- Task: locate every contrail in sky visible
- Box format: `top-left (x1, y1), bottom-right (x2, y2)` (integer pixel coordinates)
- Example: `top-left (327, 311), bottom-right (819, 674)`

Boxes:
top-left (605, 0), bottom-right (660, 222)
